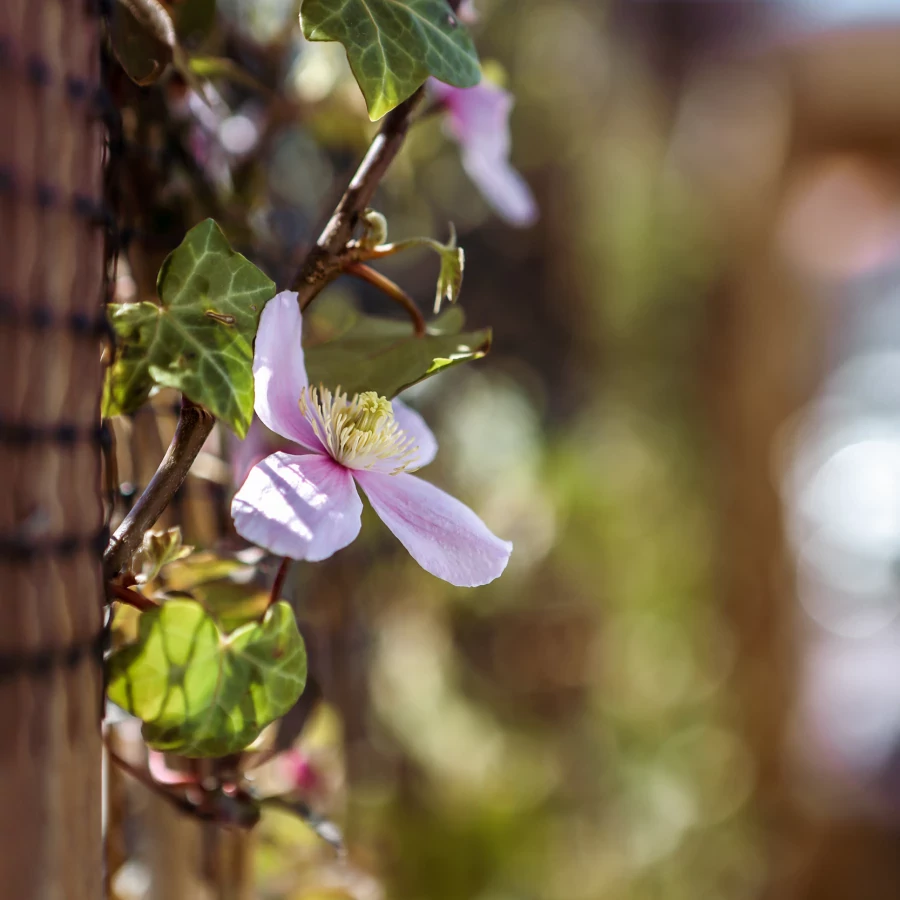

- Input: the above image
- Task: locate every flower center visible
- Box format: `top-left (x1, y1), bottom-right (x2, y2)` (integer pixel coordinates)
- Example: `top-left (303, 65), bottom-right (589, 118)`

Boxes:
top-left (299, 386), bottom-right (418, 473)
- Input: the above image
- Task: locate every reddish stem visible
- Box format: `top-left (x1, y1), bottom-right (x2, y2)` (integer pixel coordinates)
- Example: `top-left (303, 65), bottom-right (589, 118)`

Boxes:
top-left (345, 263), bottom-right (426, 337)
top-left (108, 582), bottom-right (159, 612)
top-left (268, 557), bottom-right (292, 611)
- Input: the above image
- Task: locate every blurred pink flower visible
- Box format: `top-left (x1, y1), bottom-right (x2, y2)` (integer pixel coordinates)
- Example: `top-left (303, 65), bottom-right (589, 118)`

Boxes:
top-left (280, 749), bottom-right (320, 793)
top-left (457, 0), bottom-right (478, 24)
top-left (147, 750), bottom-right (197, 787)
top-left (231, 292), bottom-right (512, 587)
top-left (430, 77), bottom-right (537, 227)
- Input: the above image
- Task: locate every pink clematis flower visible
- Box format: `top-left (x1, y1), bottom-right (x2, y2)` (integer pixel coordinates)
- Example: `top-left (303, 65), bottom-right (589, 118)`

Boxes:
top-left (430, 77), bottom-right (538, 228)
top-left (231, 292), bottom-right (512, 587)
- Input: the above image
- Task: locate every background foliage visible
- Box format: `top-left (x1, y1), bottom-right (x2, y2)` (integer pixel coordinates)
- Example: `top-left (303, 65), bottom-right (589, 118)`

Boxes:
top-left (103, 1), bottom-right (900, 899)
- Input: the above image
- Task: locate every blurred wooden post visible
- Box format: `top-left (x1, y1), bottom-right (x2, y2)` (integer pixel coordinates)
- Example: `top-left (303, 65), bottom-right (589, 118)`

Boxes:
top-left (145, 792), bottom-right (203, 900)
top-left (0, 1), bottom-right (105, 897)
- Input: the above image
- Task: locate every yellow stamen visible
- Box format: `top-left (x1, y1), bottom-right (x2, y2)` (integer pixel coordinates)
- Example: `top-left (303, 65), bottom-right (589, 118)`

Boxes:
top-left (299, 386), bottom-right (418, 473)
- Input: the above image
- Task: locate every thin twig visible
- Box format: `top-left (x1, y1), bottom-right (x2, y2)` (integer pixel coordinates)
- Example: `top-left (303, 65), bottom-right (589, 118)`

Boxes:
top-left (106, 741), bottom-right (164, 793)
top-left (103, 397), bottom-right (214, 578)
top-left (108, 582), bottom-right (159, 612)
top-left (260, 796), bottom-right (345, 853)
top-left (290, 86), bottom-right (427, 307)
top-left (345, 263), bottom-right (426, 336)
top-left (268, 557), bottom-right (292, 611)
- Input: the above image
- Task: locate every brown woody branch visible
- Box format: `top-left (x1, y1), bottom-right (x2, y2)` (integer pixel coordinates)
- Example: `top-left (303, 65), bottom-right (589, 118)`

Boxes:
top-left (103, 82), bottom-right (430, 578)
top-left (290, 86), bottom-right (427, 307)
top-left (103, 398), bottom-right (214, 577)
top-left (290, 0), bottom-right (463, 307)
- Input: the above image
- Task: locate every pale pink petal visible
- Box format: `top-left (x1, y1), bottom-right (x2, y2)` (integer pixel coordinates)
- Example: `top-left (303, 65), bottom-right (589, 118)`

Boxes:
top-left (429, 79), bottom-right (537, 228)
top-left (232, 452), bottom-right (361, 562)
top-left (439, 79), bottom-right (513, 154)
top-left (148, 751), bottom-right (197, 786)
top-left (391, 399), bottom-right (438, 469)
top-left (230, 427), bottom-right (270, 490)
top-left (354, 471), bottom-right (512, 587)
top-left (462, 151), bottom-right (538, 228)
top-left (253, 291), bottom-right (323, 452)
top-left (230, 415), bottom-right (307, 488)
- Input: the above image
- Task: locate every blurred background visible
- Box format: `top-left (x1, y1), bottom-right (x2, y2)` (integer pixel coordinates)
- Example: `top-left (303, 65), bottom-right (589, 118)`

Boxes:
top-left (104, 0), bottom-right (900, 897)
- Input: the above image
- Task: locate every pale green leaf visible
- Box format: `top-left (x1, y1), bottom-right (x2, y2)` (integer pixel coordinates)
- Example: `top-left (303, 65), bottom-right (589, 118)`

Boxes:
top-left (154, 549), bottom-right (266, 632)
top-left (300, 0), bottom-right (481, 120)
top-left (304, 299), bottom-right (490, 397)
top-left (107, 599), bottom-right (307, 757)
top-left (102, 219), bottom-right (275, 437)
top-left (162, 551), bottom-right (268, 633)
top-left (161, 550), bottom-right (252, 593)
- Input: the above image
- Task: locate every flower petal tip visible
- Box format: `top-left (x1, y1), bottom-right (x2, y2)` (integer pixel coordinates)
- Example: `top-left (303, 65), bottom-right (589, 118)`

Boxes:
top-left (355, 470), bottom-right (513, 588)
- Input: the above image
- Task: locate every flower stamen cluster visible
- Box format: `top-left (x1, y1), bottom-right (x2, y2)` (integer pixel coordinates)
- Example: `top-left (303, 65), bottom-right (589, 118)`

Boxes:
top-left (299, 386), bottom-right (418, 473)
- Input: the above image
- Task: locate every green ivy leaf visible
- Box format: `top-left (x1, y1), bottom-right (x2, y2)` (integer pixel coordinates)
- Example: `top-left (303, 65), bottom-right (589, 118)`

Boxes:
top-left (304, 300), bottom-right (490, 397)
top-left (300, 0), bottom-right (481, 120)
top-left (107, 599), bottom-right (307, 757)
top-left (103, 219), bottom-right (275, 437)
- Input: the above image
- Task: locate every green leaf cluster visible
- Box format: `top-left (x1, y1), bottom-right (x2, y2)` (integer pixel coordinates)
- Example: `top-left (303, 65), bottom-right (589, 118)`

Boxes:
top-left (300, 0), bottom-right (481, 119)
top-left (125, 543), bottom-right (270, 634)
top-left (108, 599), bottom-right (307, 757)
top-left (103, 219), bottom-right (275, 437)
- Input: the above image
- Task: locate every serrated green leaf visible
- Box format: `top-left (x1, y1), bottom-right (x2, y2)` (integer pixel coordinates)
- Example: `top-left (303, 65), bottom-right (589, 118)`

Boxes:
top-left (107, 599), bottom-right (306, 757)
top-left (304, 300), bottom-right (490, 397)
top-left (112, 0), bottom-right (177, 85)
top-left (300, 0), bottom-right (481, 120)
top-left (103, 219), bottom-right (275, 437)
